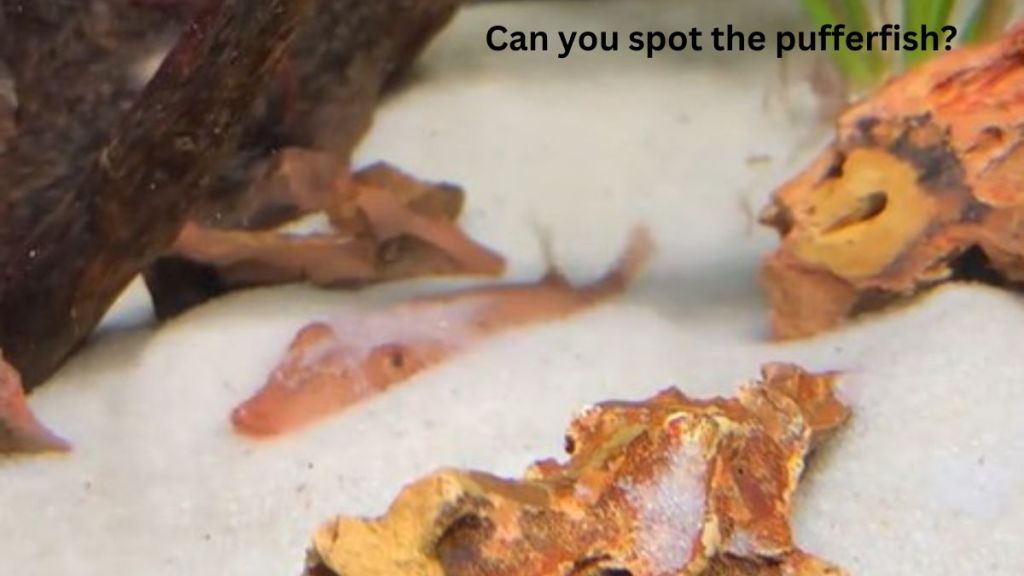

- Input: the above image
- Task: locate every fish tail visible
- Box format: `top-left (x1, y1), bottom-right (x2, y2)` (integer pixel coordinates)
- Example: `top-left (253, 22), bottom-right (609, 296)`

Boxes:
top-left (595, 226), bottom-right (656, 295)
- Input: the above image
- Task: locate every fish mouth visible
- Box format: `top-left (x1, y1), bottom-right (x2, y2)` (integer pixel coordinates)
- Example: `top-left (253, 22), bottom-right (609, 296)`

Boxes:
top-left (230, 403), bottom-right (285, 437)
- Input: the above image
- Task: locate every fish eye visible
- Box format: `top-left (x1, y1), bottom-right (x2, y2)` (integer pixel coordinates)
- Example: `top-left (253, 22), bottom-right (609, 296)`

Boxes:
top-left (371, 344), bottom-right (409, 372)
top-left (388, 349), bottom-right (405, 369)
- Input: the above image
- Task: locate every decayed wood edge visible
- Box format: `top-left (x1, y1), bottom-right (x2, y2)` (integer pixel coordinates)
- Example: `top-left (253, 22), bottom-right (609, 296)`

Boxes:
top-left (0, 0), bottom-right (313, 390)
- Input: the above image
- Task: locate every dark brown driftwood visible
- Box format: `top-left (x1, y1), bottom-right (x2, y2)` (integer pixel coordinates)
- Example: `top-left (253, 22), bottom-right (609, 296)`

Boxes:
top-left (179, 0), bottom-right (463, 229)
top-left (144, 0), bottom-right (466, 319)
top-left (0, 0), bottom-right (313, 390)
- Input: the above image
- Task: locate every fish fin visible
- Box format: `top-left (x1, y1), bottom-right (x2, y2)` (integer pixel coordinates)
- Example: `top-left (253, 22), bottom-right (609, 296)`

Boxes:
top-left (0, 354), bottom-right (71, 454)
top-left (530, 219), bottom-right (570, 287)
top-left (595, 226), bottom-right (656, 294)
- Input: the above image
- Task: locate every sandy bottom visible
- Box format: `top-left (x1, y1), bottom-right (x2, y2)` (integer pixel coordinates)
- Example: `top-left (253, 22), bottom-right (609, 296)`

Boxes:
top-left (2, 1), bottom-right (1022, 575)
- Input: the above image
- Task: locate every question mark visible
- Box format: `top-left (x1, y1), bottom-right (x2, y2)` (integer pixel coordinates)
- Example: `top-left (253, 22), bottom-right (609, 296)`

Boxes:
top-left (942, 25), bottom-right (957, 50)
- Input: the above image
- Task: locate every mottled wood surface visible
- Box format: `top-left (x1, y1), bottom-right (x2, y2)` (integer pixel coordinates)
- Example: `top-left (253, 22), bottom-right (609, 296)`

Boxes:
top-left (0, 0), bottom-right (312, 389)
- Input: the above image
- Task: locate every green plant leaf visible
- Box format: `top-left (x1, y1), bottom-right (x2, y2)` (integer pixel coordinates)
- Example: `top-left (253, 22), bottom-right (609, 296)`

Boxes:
top-left (963, 0), bottom-right (1012, 43)
top-left (800, 0), bottom-right (886, 88)
top-left (904, 0), bottom-right (957, 66)
top-left (840, 0), bottom-right (875, 33)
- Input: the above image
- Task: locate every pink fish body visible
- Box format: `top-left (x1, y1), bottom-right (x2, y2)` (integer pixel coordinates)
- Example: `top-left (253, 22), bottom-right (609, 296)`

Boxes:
top-left (231, 228), bottom-right (654, 437)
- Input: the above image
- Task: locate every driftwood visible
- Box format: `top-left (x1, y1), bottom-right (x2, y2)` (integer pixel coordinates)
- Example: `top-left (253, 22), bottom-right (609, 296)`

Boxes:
top-left (0, 0), bottom-right (313, 390)
top-left (305, 364), bottom-right (850, 576)
top-left (147, 160), bottom-right (505, 319)
top-left (0, 0), bottom-right (470, 392)
top-left (144, 0), bottom-right (468, 319)
top-left (761, 25), bottom-right (1024, 338)
top-left (180, 0), bottom-right (464, 227)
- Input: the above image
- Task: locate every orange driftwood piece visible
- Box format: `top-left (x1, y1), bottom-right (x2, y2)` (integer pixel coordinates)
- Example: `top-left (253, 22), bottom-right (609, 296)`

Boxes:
top-left (165, 158), bottom-right (504, 289)
top-left (303, 363), bottom-right (849, 576)
top-left (761, 24), bottom-right (1024, 338)
top-left (0, 353), bottom-right (69, 454)
top-left (232, 228), bottom-right (653, 437)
